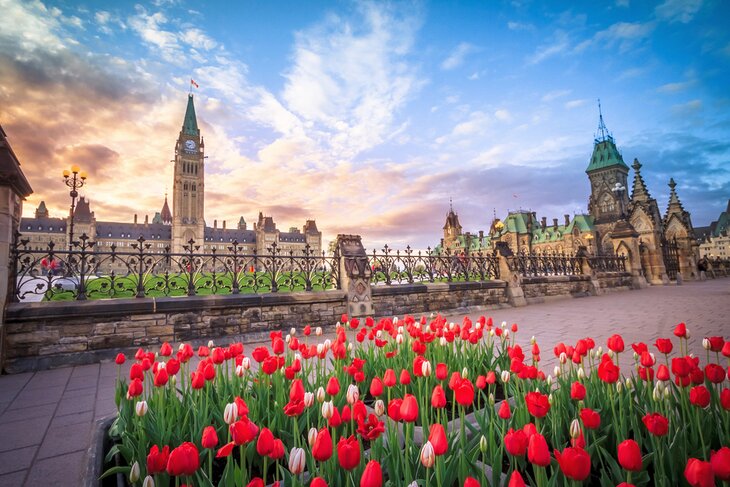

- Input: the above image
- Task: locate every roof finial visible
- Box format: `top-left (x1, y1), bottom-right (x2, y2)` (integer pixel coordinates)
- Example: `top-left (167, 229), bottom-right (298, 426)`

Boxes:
top-left (449, 197), bottom-right (453, 212)
top-left (596, 98), bottom-right (609, 142)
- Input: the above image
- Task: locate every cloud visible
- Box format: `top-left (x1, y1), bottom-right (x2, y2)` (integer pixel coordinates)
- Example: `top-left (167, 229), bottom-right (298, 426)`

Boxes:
top-left (671, 99), bottom-right (702, 116)
top-left (507, 21), bottom-right (533, 31)
top-left (527, 30), bottom-right (570, 64)
top-left (441, 42), bottom-right (475, 70)
top-left (181, 28), bottom-right (217, 50)
top-left (617, 67), bottom-right (648, 80)
top-left (657, 80), bottom-right (694, 93)
top-left (128, 8), bottom-right (183, 61)
top-left (655, 0), bottom-right (703, 23)
top-left (565, 99), bottom-right (586, 109)
top-left (494, 109), bottom-right (512, 122)
top-left (541, 89), bottom-right (571, 102)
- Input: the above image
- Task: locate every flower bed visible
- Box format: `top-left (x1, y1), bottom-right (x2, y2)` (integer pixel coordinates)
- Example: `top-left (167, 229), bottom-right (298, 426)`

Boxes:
top-left (103, 316), bottom-right (730, 487)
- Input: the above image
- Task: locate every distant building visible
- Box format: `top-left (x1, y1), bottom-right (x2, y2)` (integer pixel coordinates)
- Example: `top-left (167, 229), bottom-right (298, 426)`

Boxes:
top-left (696, 200), bottom-right (730, 259)
top-left (18, 94), bottom-right (322, 264)
top-left (437, 105), bottom-right (700, 283)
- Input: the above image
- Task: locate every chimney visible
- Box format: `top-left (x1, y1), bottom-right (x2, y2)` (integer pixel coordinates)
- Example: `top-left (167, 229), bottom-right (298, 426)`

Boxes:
top-left (214, 219), bottom-right (217, 229)
top-left (541, 217), bottom-right (547, 230)
top-left (553, 218), bottom-right (558, 230)
top-left (145, 215), bottom-right (149, 225)
top-left (440, 238), bottom-right (445, 247)
top-left (134, 214), bottom-right (137, 224)
top-left (222, 220), bottom-right (226, 230)
top-left (479, 230), bottom-right (484, 240)
top-left (564, 214), bottom-right (570, 226)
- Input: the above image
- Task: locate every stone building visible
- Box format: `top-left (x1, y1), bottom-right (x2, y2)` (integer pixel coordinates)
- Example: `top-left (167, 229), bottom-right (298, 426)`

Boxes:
top-left (18, 94), bottom-right (322, 263)
top-left (696, 200), bottom-right (730, 259)
top-left (437, 106), bottom-right (700, 283)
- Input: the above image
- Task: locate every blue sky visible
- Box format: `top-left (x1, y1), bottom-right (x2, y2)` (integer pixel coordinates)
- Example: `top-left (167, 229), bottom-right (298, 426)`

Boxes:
top-left (1, 0), bottom-right (728, 249)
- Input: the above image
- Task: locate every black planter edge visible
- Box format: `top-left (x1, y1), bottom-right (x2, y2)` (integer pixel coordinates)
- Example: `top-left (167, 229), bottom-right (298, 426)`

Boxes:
top-left (83, 414), bottom-right (118, 487)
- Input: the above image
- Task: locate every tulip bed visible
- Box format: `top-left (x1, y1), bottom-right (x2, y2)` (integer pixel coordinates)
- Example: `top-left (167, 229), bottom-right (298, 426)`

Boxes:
top-left (104, 315), bottom-right (730, 487)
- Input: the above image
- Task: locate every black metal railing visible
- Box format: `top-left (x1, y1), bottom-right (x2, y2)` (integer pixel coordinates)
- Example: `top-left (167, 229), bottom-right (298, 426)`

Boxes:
top-left (509, 250), bottom-right (583, 277)
top-left (12, 233), bottom-right (340, 302)
top-left (587, 254), bottom-right (627, 273)
top-left (367, 246), bottom-right (500, 285)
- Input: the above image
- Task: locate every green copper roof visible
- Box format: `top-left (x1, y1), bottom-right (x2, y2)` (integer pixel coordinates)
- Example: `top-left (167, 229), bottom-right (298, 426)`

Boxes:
top-left (182, 94), bottom-right (199, 136)
top-left (586, 136), bottom-right (628, 173)
top-left (564, 214), bottom-right (595, 233)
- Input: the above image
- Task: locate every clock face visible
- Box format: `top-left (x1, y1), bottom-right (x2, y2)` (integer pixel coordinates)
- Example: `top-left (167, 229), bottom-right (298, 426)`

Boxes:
top-left (185, 140), bottom-right (196, 151)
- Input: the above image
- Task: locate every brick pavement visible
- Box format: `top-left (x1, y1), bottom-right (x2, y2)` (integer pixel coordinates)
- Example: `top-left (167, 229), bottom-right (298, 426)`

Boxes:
top-left (0, 278), bottom-right (727, 486)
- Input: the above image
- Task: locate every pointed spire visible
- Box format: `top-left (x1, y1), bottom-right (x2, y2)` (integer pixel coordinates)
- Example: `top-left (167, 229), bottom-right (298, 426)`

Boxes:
top-left (630, 158), bottom-right (652, 203)
top-left (182, 94), bottom-right (199, 136)
top-left (449, 196), bottom-right (453, 212)
top-left (667, 178), bottom-right (681, 206)
top-left (160, 193), bottom-right (172, 225)
top-left (595, 98), bottom-right (611, 142)
top-left (664, 177), bottom-right (693, 231)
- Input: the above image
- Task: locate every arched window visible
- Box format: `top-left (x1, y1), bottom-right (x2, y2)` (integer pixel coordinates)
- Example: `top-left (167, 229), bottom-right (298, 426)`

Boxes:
top-left (599, 192), bottom-right (615, 214)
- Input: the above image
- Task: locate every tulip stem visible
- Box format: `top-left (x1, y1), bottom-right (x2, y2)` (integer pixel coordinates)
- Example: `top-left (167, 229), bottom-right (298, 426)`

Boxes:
top-left (694, 408), bottom-right (706, 456)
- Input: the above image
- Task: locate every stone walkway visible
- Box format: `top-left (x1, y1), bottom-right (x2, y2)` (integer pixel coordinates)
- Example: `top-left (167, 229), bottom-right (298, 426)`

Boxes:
top-left (0, 278), bottom-right (727, 486)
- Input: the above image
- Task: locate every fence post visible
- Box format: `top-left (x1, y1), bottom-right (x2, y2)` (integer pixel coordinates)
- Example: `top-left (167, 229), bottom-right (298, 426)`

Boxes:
top-left (335, 234), bottom-right (374, 318)
top-left (0, 126), bottom-right (34, 372)
top-left (576, 245), bottom-right (602, 296)
top-left (494, 242), bottom-right (526, 307)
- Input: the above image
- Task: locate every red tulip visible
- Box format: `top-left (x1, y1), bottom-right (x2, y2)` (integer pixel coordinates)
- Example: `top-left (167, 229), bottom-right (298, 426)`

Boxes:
top-left (722, 388), bottom-right (730, 410)
top-left (570, 381), bottom-right (586, 401)
top-left (256, 427), bottom-right (275, 456)
top-left (399, 369), bottom-right (411, 385)
top-left (654, 338), bottom-right (673, 354)
top-left (311, 478), bottom-right (328, 487)
top-left (283, 399), bottom-right (305, 417)
top-left (127, 378), bottom-right (143, 398)
top-left (369, 377), bottom-right (383, 397)
top-left (607, 334), bottom-right (625, 353)
top-left (360, 460), bottom-right (382, 487)
top-left (498, 400), bottom-right (511, 419)
top-left (684, 458), bottom-right (714, 487)
top-left (507, 471), bottom-right (525, 487)
top-left (270, 439), bottom-right (285, 460)
top-left (527, 433), bottom-right (551, 467)
top-left (154, 367), bottom-right (169, 387)
top-left (337, 435), bottom-right (360, 470)
top-left (431, 384), bottom-right (447, 408)
top-left (435, 362), bottom-right (448, 380)
top-left (312, 428), bottom-right (333, 462)
top-left (428, 424), bottom-right (448, 456)
top-left (201, 426), bottom-right (218, 449)
top-left (597, 354), bottom-right (620, 383)
top-left (191, 371), bottom-right (205, 389)
top-left (525, 391), bottom-right (550, 418)
top-left (454, 378), bottom-right (475, 406)
top-left (147, 445), bottom-right (170, 475)
top-left (711, 447), bottom-right (730, 481)
top-left (657, 364), bottom-right (670, 381)
top-left (400, 394), bottom-right (419, 422)
top-left (115, 353), bottom-right (126, 365)
top-left (704, 363), bottom-right (726, 384)
top-left (554, 446), bottom-right (591, 481)
top-left (326, 376), bottom-right (340, 396)
top-left (251, 346), bottom-right (269, 362)
top-left (617, 439), bottom-right (642, 472)
top-left (723, 341), bottom-right (730, 357)
top-left (231, 419), bottom-right (259, 445)
top-left (246, 478), bottom-right (264, 487)
top-left (689, 385), bottom-right (710, 408)
top-left (580, 408), bottom-right (601, 429)
top-left (383, 369), bottom-right (396, 387)
top-left (166, 442), bottom-right (200, 477)
top-left (504, 428), bottom-right (528, 457)
top-left (707, 336), bottom-right (724, 352)
top-left (216, 441), bottom-right (235, 458)
top-left (262, 356), bottom-right (279, 374)
top-left (356, 413), bottom-right (385, 441)
top-left (642, 412), bottom-right (668, 436)
top-left (673, 322), bottom-right (687, 338)
top-left (387, 399), bottom-right (402, 421)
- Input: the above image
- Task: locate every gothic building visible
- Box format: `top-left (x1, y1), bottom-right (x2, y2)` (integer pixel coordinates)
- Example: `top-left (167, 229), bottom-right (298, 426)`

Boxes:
top-left (19, 94), bottom-right (322, 262)
top-left (438, 106), bottom-right (700, 283)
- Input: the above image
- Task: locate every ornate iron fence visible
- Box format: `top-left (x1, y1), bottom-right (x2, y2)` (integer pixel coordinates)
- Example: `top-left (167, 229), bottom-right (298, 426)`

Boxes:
top-left (367, 246), bottom-right (500, 285)
top-left (587, 254), bottom-right (627, 273)
top-left (12, 233), bottom-right (340, 302)
top-left (509, 250), bottom-right (583, 277)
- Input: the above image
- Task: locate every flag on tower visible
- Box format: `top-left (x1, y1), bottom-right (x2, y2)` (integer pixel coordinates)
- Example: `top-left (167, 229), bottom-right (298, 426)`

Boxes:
top-left (191, 79), bottom-right (199, 89)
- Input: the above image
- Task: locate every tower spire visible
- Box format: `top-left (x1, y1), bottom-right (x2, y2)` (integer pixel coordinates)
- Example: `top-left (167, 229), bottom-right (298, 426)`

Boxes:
top-left (630, 158), bottom-right (652, 203)
top-left (182, 94), bottom-right (199, 136)
top-left (595, 98), bottom-right (610, 142)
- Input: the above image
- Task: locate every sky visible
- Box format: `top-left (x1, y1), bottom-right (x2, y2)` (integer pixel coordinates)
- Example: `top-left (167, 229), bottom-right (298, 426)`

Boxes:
top-left (1, 0), bottom-right (729, 250)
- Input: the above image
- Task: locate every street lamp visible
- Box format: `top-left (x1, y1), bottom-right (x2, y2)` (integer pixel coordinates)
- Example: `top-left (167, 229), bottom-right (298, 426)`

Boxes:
top-left (585, 233), bottom-right (594, 254)
top-left (612, 182), bottom-right (626, 218)
top-left (63, 165), bottom-right (87, 250)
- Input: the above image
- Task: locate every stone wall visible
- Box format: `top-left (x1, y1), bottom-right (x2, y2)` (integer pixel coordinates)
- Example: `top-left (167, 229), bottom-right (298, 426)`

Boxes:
top-left (521, 275), bottom-right (593, 304)
top-left (371, 281), bottom-right (509, 317)
top-left (4, 290), bottom-right (347, 373)
top-left (595, 272), bottom-right (634, 292)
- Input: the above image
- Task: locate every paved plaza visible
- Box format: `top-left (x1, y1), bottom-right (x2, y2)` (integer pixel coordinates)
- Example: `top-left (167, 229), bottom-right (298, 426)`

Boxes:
top-left (0, 279), bottom-right (727, 486)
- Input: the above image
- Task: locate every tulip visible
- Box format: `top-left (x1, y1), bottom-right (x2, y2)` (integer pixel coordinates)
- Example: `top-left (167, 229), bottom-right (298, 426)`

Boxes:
top-left (360, 460), bottom-right (382, 487)
top-left (304, 391), bottom-right (314, 407)
top-left (617, 439), bottom-right (642, 472)
top-left (501, 370), bottom-right (510, 383)
top-left (504, 428), bottom-right (528, 456)
top-left (421, 360), bottom-right (432, 377)
top-left (322, 400), bottom-right (334, 420)
top-left (436, 363), bottom-right (448, 380)
top-left (129, 461), bottom-right (140, 483)
top-left (223, 403), bottom-right (238, 425)
top-left (722, 388), bottom-right (730, 411)
top-left (127, 378), bottom-right (143, 399)
top-left (400, 394), bottom-right (419, 422)
top-left (711, 447), bottom-right (730, 481)
top-left (383, 369), bottom-right (396, 387)
top-left (142, 475), bottom-right (154, 487)
top-left (689, 385), bottom-right (710, 408)
top-left (166, 442), bottom-right (200, 477)
top-left (507, 471), bottom-right (525, 487)
top-left (684, 458), bottom-right (714, 487)
top-left (256, 427), bottom-right (275, 456)
top-left (464, 478), bottom-right (481, 487)
top-left (642, 412), bottom-right (669, 436)
top-left (428, 423), bottom-right (448, 455)
top-left (431, 384), bottom-right (447, 409)
top-left (311, 478), bottom-right (328, 487)
top-left (115, 353), bottom-right (126, 365)
top-left (326, 376), bottom-right (340, 396)
top-left (201, 426), bottom-right (218, 449)
top-left (554, 446), bottom-right (591, 481)
top-left (312, 428), bottom-right (333, 462)
top-left (498, 400), bottom-right (511, 419)
top-left (288, 447), bottom-right (306, 475)
top-left (369, 377), bottom-right (383, 397)
top-left (337, 435), bottom-right (361, 470)
top-left (569, 419), bottom-right (582, 439)
top-left (570, 381), bottom-right (586, 401)
top-left (135, 400), bottom-right (148, 417)
top-left (347, 384), bottom-right (360, 404)
top-left (525, 391), bottom-right (550, 418)
top-left (146, 445), bottom-right (169, 475)
top-left (527, 433), bottom-right (551, 467)
top-left (420, 441), bottom-right (436, 468)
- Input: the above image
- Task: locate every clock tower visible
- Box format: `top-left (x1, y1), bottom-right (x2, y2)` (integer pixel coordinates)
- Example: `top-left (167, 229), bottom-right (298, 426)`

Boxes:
top-left (172, 94), bottom-right (205, 253)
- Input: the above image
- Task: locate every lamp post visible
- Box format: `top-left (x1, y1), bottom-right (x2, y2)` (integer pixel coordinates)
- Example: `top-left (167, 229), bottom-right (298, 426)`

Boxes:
top-left (63, 165), bottom-right (87, 250)
top-left (585, 233), bottom-right (594, 255)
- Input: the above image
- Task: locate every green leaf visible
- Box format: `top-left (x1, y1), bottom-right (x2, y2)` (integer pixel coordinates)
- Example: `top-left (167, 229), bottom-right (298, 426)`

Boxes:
top-left (98, 465), bottom-right (130, 480)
